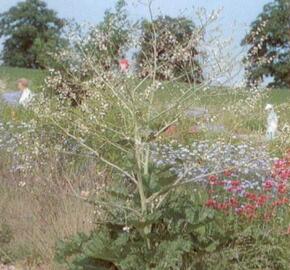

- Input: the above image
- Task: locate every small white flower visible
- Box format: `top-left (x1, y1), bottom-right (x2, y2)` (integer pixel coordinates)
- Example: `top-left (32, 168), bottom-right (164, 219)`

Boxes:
top-left (18, 181), bottom-right (26, 187)
top-left (123, 226), bottom-right (130, 233)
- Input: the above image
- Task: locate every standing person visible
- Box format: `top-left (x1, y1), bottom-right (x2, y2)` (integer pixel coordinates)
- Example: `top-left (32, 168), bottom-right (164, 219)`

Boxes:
top-left (17, 78), bottom-right (33, 106)
top-left (119, 58), bottom-right (129, 73)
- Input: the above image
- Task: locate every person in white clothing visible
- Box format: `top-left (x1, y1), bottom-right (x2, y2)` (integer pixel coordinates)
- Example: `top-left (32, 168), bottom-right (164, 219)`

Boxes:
top-left (265, 103), bottom-right (278, 140)
top-left (17, 78), bottom-right (33, 106)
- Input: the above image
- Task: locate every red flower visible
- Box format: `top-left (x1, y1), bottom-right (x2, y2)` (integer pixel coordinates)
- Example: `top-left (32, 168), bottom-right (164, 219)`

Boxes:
top-left (208, 175), bottom-right (219, 186)
top-left (243, 204), bottom-right (257, 218)
top-left (256, 195), bottom-right (269, 206)
top-left (274, 159), bottom-right (287, 169)
top-left (205, 199), bottom-right (217, 208)
top-left (272, 197), bottom-right (289, 207)
top-left (278, 184), bottom-right (287, 194)
top-left (227, 186), bottom-right (242, 193)
top-left (229, 197), bottom-right (239, 208)
top-left (208, 175), bottom-right (218, 181)
top-left (245, 192), bottom-right (257, 201)
top-left (231, 180), bottom-right (241, 187)
top-left (224, 170), bottom-right (233, 177)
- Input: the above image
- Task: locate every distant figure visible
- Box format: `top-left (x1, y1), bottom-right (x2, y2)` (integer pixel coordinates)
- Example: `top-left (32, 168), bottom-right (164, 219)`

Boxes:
top-left (17, 78), bottom-right (33, 106)
top-left (119, 58), bottom-right (129, 73)
top-left (265, 103), bottom-right (278, 140)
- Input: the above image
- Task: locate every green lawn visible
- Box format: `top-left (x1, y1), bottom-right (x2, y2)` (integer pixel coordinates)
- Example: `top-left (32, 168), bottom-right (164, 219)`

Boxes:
top-left (0, 66), bottom-right (47, 92)
top-left (0, 65), bottom-right (289, 141)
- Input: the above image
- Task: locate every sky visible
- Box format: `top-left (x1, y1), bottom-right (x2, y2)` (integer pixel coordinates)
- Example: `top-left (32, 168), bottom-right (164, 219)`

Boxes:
top-left (0, 0), bottom-right (270, 46)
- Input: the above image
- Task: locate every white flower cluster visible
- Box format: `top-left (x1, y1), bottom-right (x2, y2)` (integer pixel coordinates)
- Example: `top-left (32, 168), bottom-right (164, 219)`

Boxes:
top-left (151, 140), bottom-right (274, 186)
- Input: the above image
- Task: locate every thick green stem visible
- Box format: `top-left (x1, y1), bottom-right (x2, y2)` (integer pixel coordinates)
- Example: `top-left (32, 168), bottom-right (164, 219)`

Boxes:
top-left (144, 143), bottom-right (150, 176)
top-left (134, 126), bottom-right (147, 214)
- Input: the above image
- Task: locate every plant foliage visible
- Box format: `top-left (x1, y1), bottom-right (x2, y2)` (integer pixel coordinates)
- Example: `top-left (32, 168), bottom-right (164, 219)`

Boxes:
top-left (55, 180), bottom-right (290, 270)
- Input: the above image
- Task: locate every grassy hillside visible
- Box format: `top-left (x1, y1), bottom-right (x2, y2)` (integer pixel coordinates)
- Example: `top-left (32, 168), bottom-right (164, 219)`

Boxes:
top-left (0, 65), bottom-right (289, 138)
top-left (0, 66), bottom-right (46, 92)
top-left (0, 66), bottom-right (289, 137)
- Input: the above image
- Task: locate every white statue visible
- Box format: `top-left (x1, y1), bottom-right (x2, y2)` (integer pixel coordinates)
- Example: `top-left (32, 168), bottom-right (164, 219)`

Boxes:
top-left (265, 104), bottom-right (278, 140)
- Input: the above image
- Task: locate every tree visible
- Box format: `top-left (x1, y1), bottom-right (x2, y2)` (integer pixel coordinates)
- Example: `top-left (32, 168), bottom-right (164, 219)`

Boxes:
top-left (136, 16), bottom-right (203, 83)
top-left (94, 0), bottom-right (130, 70)
top-left (0, 0), bottom-right (65, 69)
top-left (242, 0), bottom-right (290, 88)
top-left (78, 0), bottom-right (130, 71)
top-left (44, 0), bottom-right (130, 105)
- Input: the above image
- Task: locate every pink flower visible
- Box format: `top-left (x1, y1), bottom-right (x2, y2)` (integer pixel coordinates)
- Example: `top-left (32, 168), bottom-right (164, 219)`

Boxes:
top-left (279, 169), bottom-right (290, 180)
top-left (263, 179), bottom-right (274, 190)
top-left (274, 159), bottom-right (287, 169)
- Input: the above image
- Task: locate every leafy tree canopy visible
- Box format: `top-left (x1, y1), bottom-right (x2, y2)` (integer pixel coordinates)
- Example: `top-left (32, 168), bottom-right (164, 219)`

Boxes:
top-left (136, 16), bottom-right (203, 83)
top-left (0, 0), bottom-right (65, 69)
top-left (242, 0), bottom-right (290, 88)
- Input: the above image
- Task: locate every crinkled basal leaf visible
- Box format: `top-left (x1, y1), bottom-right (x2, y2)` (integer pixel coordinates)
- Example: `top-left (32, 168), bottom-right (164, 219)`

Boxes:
top-left (153, 238), bottom-right (192, 270)
top-left (84, 229), bottom-right (128, 262)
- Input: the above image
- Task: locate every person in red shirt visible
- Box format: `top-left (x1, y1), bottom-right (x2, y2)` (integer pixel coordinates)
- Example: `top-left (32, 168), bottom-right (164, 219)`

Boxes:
top-left (119, 58), bottom-right (129, 72)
